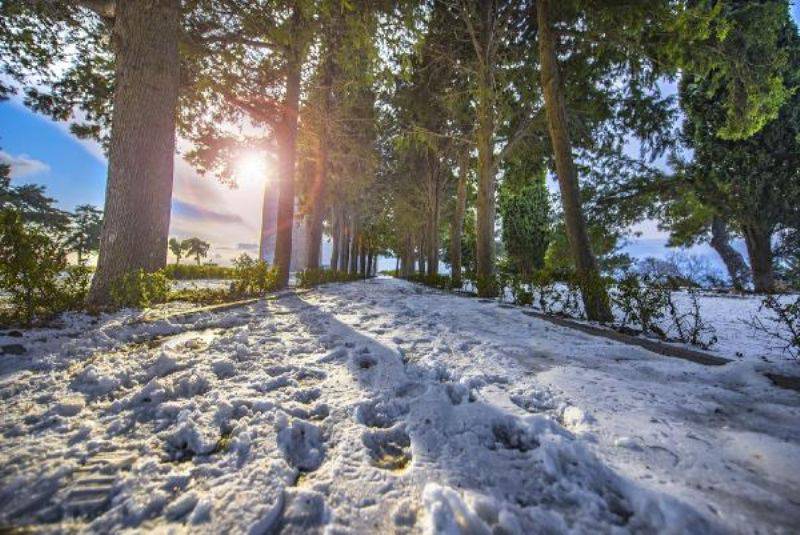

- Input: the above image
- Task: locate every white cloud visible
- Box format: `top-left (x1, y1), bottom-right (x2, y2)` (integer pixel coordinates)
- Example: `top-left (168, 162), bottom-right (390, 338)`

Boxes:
top-left (0, 150), bottom-right (50, 178)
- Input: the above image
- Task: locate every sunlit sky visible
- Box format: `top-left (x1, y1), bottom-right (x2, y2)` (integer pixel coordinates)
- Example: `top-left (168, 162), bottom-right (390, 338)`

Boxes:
top-left (1, 4), bottom-right (797, 267)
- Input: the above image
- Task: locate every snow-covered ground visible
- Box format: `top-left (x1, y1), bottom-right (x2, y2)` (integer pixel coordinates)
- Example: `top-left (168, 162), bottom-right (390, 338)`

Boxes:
top-left (478, 282), bottom-right (798, 372)
top-left (1, 277), bottom-right (798, 533)
top-left (171, 279), bottom-right (233, 291)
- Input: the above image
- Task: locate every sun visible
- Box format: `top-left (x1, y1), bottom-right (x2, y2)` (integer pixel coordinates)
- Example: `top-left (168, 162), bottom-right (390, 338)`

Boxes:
top-left (233, 151), bottom-right (268, 187)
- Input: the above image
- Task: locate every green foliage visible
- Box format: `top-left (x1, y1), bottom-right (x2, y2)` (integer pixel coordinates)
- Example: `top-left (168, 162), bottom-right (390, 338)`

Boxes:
top-left (182, 237), bottom-right (211, 265)
top-left (163, 263), bottom-right (237, 280)
top-left (475, 274), bottom-right (499, 298)
top-left (403, 272), bottom-right (454, 291)
top-left (297, 268), bottom-right (364, 288)
top-left (0, 209), bottom-right (89, 325)
top-left (109, 269), bottom-right (170, 309)
top-left (507, 276), bottom-right (533, 307)
top-left (499, 180), bottom-right (550, 277)
top-left (168, 237), bottom-right (184, 265)
top-left (0, 169), bottom-right (71, 231)
top-left (612, 273), bottom-right (669, 335)
top-left (231, 254), bottom-right (278, 296)
top-left (166, 288), bottom-right (233, 306)
top-left (65, 204), bottom-right (102, 263)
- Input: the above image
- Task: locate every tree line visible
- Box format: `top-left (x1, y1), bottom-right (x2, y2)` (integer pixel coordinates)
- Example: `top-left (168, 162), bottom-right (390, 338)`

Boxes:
top-left (1, 0), bottom-right (798, 317)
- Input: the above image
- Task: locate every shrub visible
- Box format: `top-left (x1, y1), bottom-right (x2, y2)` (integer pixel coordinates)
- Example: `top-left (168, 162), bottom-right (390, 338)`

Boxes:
top-left (166, 288), bottom-right (233, 306)
top-left (747, 294), bottom-right (799, 359)
top-left (611, 273), bottom-right (668, 335)
top-left (0, 209), bottom-right (90, 325)
top-left (404, 272), bottom-right (453, 290)
top-left (475, 274), bottom-right (499, 298)
top-left (231, 254), bottom-right (279, 296)
top-left (110, 269), bottom-right (170, 308)
top-left (499, 180), bottom-right (550, 277)
top-left (163, 263), bottom-right (237, 280)
top-left (664, 287), bottom-right (717, 349)
top-left (508, 276), bottom-right (533, 306)
top-left (297, 268), bottom-right (362, 288)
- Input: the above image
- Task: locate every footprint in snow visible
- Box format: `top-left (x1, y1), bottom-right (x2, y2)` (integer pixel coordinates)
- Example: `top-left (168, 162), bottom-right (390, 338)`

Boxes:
top-left (362, 424), bottom-right (412, 471)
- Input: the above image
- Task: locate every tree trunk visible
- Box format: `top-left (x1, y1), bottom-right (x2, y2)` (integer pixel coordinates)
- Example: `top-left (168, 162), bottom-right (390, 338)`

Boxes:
top-left (367, 249), bottom-right (374, 277)
top-left (330, 208), bottom-right (339, 271)
top-left (87, 0), bottom-right (180, 306)
top-left (273, 9), bottom-right (304, 288)
top-left (349, 226), bottom-right (359, 274)
top-left (742, 223), bottom-right (775, 293)
top-left (341, 221), bottom-right (350, 272)
top-left (475, 74), bottom-right (495, 294)
top-left (306, 58), bottom-right (334, 270)
top-left (709, 216), bottom-right (750, 291)
top-left (450, 149), bottom-right (469, 287)
top-left (537, 0), bottom-right (611, 322)
top-left (426, 178), bottom-right (441, 277)
top-left (360, 243), bottom-right (368, 278)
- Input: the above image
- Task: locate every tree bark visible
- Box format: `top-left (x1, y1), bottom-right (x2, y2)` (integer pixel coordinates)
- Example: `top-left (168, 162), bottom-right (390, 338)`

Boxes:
top-left (450, 149), bottom-right (469, 287)
top-left (273, 8), bottom-right (304, 287)
top-left (537, 0), bottom-right (611, 321)
top-left (349, 226), bottom-right (359, 274)
top-left (341, 221), bottom-right (350, 272)
top-left (306, 57), bottom-right (334, 270)
top-left (709, 216), bottom-right (750, 291)
top-left (742, 223), bottom-right (775, 293)
top-left (471, 0), bottom-right (497, 296)
top-left (330, 208), bottom-right (339, 271)
top-left (360, 243), bottom-right (368, 278)
top-left (273, 72), bottom-right (301, 285)
top-left (87, 0), bottom-right (180, 306)
top-left (426, 175), bottom-right (441, 277)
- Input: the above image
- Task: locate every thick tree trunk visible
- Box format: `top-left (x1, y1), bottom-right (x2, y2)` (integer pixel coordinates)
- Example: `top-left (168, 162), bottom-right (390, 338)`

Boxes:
top-left (273, 46), bottom-right (302, 287)
top-left (709, 216), bottom-right (750, 291)
top-left (306, 59), bottom-right (334, 270)
top-left (450, 150), bottom-right (469, 287)
top-left (87, 0), bottom-right (180, 306)
top-left (367, 249), bottom-right (374, 277)
top-left (742, 223), bottom-right (775, 293)
top-left (537, 0), bottom-right (611, 322)
top-left (475, 79), bottom-right (495, 294)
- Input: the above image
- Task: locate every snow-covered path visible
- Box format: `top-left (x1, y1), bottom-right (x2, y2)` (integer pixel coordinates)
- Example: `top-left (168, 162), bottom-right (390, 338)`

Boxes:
top-left (1, 277), bottom-right (799, 533)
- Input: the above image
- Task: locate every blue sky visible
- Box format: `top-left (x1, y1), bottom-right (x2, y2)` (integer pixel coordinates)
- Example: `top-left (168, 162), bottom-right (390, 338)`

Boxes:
top-left (2, 4), bottom-right (797, 268)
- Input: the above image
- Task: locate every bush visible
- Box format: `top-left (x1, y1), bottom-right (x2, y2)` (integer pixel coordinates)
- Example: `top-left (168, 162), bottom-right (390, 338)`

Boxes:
top-left (231, 254), bottom-right (279, 296)
top-left (508, 276), bottom-right (533, 306)
top-left (163, 263), bottom-right (237, 280)
top-left (297, 268), bottom-right (363, 288)
top-left (166, 288), bottom-right (233, 306)
top-left (475, 274), bottom-right (499, 297)
top-left (404, 272), bottom-right (453, 290)
top-left (499, 180), bottom-right (550, 277)
top-left (110, 269), bottom-right (170, 308)
top-left (664, 287), bottom-right (717, 349)
top-left (612, 273), bottom-right (669, 335)
top-left (0, 209), bottom-right (90, 325)
top-left (748, 294), bottom-right (799, 359)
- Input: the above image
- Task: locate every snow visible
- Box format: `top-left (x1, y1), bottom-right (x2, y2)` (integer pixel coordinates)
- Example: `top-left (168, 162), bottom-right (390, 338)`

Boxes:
top-left (0, 277), bottom-right (798, 532)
